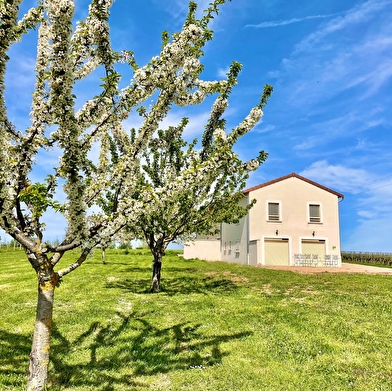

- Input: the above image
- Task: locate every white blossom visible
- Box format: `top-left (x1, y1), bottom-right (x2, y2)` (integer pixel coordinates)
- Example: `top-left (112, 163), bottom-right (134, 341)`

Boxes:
top-left (245, 159), bottom-right (260, 171)
top-left (0, 0), bottom-right (271, 265)
top-left (213, 128), bottom-right (227, 141)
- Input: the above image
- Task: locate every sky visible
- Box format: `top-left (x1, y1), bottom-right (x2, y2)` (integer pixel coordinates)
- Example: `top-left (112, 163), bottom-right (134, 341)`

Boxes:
top-left (2, 0), bottom-right (392, 252)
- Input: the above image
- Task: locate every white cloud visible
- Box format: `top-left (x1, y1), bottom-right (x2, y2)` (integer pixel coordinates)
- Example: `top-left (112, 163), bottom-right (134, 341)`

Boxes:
top-left (217, 67), bottom-right (229, 78)
top-left (245, 13), bottom-right (340, 29)
top-left (293, 0), bottom-right (392, 55)
top-left (356, 59), bottom-right (392, 99)
top-left (299, 160), bottom-right (372, 193)
top-left (5, 53), bottom-right (36, 89)
top-left (357, 210), bottom-right (376, 219)
top-left (290, 109), bottom-right (387, 154)
top-left (253, 124), bottom-right (275, 134)
top-left (300, 162), bottom-right (392, 203)
top-left (41, 209), bottom-right (68, 242)
top-left (301, 161), bottom-right (392, 252)
top-left (269, 0), bottom-right (392, 111)
top-left (343, 218), bottom-right (392, 252)
top-left (156, 0), bottom-right (221, 22)
top-left (162, 110), bottom-right (211, 139)
top-left (125, 108), bottom-right (213, 140)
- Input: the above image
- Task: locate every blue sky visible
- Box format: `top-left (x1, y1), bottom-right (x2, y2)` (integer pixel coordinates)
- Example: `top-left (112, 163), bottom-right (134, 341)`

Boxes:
top-left (2, 0), bottom-right (392, 252)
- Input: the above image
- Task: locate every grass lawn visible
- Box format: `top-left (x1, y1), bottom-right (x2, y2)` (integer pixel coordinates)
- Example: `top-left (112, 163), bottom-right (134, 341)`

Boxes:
top-left (1, 248), bottom-right (392, 391)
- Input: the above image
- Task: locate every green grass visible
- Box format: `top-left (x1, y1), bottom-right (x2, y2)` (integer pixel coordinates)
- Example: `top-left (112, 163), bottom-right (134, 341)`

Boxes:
top-left (1, 248), bottom-right (392, 391)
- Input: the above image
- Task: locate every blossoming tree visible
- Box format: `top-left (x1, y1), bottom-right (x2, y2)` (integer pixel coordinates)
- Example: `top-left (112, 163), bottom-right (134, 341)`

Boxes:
top-left (0, 0), bottom-right (249, 389)
top-left (124, 63), bottom-right (272, 292)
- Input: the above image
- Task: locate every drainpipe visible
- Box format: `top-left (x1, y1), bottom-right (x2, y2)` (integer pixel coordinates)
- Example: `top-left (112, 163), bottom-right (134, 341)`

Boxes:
top-left (338, 196), bottom-right (344, 266)
top-left (246, 196), bottom-right (250, 265)
top-left (220, 222), bottom-right (222, 260)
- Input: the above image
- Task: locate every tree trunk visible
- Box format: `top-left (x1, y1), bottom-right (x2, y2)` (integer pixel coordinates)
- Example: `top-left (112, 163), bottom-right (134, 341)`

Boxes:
top-left (27, 273), bottom-right (58, 391)
top-left (150, 253), bottom-right (163, 293)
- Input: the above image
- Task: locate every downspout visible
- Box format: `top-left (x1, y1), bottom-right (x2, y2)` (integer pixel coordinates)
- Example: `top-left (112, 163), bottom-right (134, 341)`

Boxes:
top-left (246, 194), bottom-right (250, 265)
top-left (338, 195), bottom-right (344, 266)
top-left (220, 222), bottom-right (223, 261)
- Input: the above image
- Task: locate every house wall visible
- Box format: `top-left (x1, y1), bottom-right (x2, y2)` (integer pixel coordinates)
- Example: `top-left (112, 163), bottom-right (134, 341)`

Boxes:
top-left (183, 175), bottom-right (343, 267)
top-left (183, 197), bottom-right (249, 263)
top-left (248, 176), bottom-right (342, 265)
top-left (220, 219), bottom-right (248, 265)
top-left (221, 198), bottom-right (249, 265)
top-left (183, 234), bottom-right (221, 261)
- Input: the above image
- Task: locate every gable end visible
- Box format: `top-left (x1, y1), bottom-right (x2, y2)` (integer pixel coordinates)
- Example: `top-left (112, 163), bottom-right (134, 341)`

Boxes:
top-left (243, 172), bottom-right (344, 200)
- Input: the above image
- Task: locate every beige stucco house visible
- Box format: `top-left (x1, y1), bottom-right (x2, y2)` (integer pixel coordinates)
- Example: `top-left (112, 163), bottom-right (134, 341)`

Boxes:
top-left (183, 173), bottom-right (344, 267)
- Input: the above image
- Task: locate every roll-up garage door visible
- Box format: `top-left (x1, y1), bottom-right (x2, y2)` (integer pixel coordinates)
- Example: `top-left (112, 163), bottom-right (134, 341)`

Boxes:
top-left (301, 239), bottom-right (326, 258)
top-left (264, 238), bottom-right (289, 266)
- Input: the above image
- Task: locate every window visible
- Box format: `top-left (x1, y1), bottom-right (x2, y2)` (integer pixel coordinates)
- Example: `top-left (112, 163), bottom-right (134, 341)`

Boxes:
top-left (309, 204), bottom-right (321, 223)
top-left (268, 202), bottom-right (280, 221)
top-left (235, 240), bottom-right (240, 258)
top-left (235, 240), bottom-right (240, 252)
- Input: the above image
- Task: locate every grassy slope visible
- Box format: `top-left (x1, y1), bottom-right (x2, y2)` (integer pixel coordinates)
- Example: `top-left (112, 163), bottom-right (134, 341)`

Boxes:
top-left (0, 248), bottom-right (391, 391)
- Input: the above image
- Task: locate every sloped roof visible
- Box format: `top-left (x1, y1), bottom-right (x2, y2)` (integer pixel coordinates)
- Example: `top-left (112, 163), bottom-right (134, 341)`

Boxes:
top-left (243, 172), bottom-right (344, 200)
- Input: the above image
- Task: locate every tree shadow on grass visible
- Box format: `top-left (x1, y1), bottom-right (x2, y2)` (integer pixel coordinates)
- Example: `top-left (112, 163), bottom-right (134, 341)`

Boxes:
top-left (105, 274), bottom-right (242, 296)
top-left (0, 295), bottom-right (251, 390)
top-left (0, 329), bottom-right (31, 388)
top-left (48, 313), bottom-right (252, 390)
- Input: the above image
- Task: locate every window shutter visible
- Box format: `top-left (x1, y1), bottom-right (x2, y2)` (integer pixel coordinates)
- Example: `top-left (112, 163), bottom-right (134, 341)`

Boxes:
top-left (268, 202), bottom-right (280, 221)
top-left (309, 204), bottom-right (321, 222)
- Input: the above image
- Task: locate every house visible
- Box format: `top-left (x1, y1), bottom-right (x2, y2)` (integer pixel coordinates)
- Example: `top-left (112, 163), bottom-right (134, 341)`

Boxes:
top-left (183, 172), bottom-right (344, 267)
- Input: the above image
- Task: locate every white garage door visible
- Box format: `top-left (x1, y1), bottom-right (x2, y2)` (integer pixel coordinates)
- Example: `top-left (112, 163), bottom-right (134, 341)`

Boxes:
top-left (301, 239), bottom-right (326, 258)
top-left (264, 238), bottom-right (289, 266)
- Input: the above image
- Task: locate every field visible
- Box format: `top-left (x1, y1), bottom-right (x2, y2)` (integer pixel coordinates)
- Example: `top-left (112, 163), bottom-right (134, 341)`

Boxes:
top-left (1, 248), bottom-right (392, 391)
top-left (342, 251), bottom-right (392, 267)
